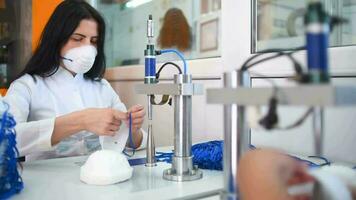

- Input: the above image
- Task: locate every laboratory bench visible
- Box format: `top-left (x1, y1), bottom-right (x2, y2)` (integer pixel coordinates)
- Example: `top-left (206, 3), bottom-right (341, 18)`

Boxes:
top-left (12, 148), bottom-right (223, 200)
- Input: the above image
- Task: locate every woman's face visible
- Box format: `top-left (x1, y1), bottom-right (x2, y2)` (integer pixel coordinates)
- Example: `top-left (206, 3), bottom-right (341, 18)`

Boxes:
top-left (60, 19), bottom-right (98, 58)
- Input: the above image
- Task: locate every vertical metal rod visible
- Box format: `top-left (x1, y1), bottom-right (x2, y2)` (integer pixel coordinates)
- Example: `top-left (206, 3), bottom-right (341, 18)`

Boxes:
top-left (174, 75), bottom-right (192, 159)
top-left (147, 95), bottom-right (153, 120)
top-left (222, 72), bottom-right (238, 200)
top-left (174, 94), bottom-right (192, 158)
top-left (237, 70), bottom-right (252, 155)
top-left (313, 107), bottom-right (324, 156)
top-left (222, 70), bottom-right (251, 200)
top-left (144, 15), bottom-right (156, 167)
top-left (163, 74), bottom-right (202, 181)
top-left (146, 95), bottom-right (156, 167)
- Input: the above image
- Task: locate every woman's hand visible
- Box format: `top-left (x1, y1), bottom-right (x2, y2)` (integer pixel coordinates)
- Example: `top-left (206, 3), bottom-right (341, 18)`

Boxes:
top-left (81, 108), bottom-right (128, 136)
top-left (127, 105), bottom-right (145, 148)
top-left (52, 108), bottom-right (127, 145)
top-left (128, 105), bottom-right (145, 133)
top-left (238, 149), bottom-right (315, 200)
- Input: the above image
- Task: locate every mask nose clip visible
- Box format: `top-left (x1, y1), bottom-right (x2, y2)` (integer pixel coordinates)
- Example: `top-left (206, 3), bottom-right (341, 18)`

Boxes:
top-left (60, 56), bottom-right (73, 62)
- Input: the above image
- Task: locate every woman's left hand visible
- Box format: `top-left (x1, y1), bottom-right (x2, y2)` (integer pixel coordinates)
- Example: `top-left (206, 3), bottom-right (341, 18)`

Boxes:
top-left (128, 104), bottom-right (145, 133)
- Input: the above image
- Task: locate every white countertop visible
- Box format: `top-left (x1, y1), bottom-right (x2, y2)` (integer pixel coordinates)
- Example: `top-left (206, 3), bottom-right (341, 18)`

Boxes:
top-left (12, 149), bottom-right (223, 200)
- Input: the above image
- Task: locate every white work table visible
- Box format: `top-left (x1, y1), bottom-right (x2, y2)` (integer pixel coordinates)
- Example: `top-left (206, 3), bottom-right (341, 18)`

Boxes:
top-left (12, 149), bottom-right (223, 200)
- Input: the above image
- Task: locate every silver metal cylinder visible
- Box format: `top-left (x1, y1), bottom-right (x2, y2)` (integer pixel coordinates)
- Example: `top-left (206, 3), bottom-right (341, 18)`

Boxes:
top-left (221, 70), bottom-right (251, 200)
top-left (145, 123), bottom-right (156, 167)
top-left (145, 95), bottom-right (156, 167)
top-left (147, 16), bottom-right (154, 38)
top-left (147, 95), bottom-right (153, 120)
top-left (163, 74), bottom-right (202, 181)
top-left (313, 107), bottom-right (324, 156)
top-left (174, 74), bottom-right (192, 158)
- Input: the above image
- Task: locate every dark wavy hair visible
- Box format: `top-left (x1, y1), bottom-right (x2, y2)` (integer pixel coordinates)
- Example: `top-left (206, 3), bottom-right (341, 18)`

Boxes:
top-left (19, 0), bottom-right (106, 81)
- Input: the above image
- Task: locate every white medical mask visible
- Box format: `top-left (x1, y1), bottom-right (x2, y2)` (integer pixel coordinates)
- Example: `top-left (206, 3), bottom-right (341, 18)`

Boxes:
top-left (62, 45), bottom-right (97, 74)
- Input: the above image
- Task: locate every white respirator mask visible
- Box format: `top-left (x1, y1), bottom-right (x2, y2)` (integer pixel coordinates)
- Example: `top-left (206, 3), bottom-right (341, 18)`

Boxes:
top-left (61, 45), bottom-right (97, 74)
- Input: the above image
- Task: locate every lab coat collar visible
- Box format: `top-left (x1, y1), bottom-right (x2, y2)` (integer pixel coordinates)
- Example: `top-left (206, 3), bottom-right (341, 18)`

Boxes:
top-left (54, 66), bottom-right (84, 83)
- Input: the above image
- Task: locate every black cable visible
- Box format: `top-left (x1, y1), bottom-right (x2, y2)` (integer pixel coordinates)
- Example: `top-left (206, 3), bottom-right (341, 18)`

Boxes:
top-left (241, 46), bottom-right (307, 130)
top-left (251, 72), bottom-right (313, 130)
top-left (151, 62), bottom-right (181, 107)
top-left (246, 52), bottom-right (303, 75)
top-left (307, 155), bottom-right (331, 166)
top-left (156, 62), bottom-right (182, 80)
top-left (259, 97), bottom-right (279, 130)
top-left (241, 47), bottom-right (305, 76)
top-left (241, 47), bottom-right (304, 70)
top-left (276, 108), bottom-right (313, 130)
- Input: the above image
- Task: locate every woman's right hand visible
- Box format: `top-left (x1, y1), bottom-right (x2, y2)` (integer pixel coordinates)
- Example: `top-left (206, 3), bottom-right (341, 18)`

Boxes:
top-left (81, 108), bottom-right (128, 136)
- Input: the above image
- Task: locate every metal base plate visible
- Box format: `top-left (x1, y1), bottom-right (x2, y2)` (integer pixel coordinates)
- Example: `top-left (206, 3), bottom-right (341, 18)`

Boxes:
top-left (163, 165), bottom-right (203, 182)
top-left (145, 162), bottom-right (157, 167)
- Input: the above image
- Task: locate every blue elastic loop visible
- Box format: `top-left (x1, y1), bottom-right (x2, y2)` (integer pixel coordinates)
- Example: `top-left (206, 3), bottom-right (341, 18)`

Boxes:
top-left (123, 113), bottom-right (135, 157)
top-left (290, 155), bottom-right (321, 168)
top-left (307, 155), bottom-right (331, 166)
top-left (159, 49), bottom-right (187, 74)
top-left (0, 102), bottom-right (24, 199)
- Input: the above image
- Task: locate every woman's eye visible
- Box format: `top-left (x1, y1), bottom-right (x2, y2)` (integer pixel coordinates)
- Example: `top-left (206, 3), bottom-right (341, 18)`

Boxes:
top-left (72, 37), bottom-right (82, 42)
top-left (91, 39), bottom-right (98, 45)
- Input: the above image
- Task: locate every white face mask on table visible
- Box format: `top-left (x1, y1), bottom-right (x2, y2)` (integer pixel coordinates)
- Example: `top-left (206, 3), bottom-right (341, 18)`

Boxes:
top-left (61, 45), bottom-right (97, 74)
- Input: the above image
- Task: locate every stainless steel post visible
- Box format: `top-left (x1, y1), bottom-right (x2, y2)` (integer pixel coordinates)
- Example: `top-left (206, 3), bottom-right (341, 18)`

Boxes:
top-left (163, 74), bottom-right (203, 181)
top-left (313, 106), bottom-right (324, 156)
top-left (221, 70), bottom-right (251, 200)
top-left (145, 95), bottom-right (157, 167)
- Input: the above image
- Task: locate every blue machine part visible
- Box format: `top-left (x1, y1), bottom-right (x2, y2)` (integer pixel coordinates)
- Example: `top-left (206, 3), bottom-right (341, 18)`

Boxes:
top-left (144, 55), bottom-right (156, 78)
top-left (305, 2), bottom-right (330, 83)
top-left (306, 25), bottom-right (329, 73)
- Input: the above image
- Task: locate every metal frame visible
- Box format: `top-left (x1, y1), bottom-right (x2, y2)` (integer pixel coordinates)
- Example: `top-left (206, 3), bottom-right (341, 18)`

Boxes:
top-left (135, 74), bottom-right (204, 182)
top-left (207, 69), bottom-right (356, 199)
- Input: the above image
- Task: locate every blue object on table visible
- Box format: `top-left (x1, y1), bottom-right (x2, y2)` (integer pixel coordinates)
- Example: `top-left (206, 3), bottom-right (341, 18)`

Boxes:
top-left (155, 140), bottom-right (257, 171)
top-left (0, 102), bottom-right (23, 200)
top-left (123, 113), bottom-right (135, 157)
top-left (156, 140), bottom-right (225, 171)
top-left (128, 158), bottom-right (147, 166)
top-left (191, 140), bottom-right (223, 170)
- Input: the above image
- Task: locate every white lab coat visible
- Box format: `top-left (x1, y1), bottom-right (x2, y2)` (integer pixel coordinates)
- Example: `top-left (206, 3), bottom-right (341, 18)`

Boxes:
top-left (4, 66), bottom-right (146, 160)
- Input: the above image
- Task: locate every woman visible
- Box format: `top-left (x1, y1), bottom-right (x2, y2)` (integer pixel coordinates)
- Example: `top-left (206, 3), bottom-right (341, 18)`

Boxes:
top-left (4, 0), bottom-right (146, 160)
